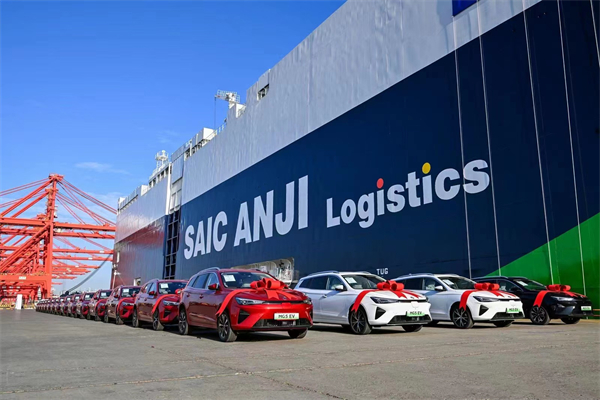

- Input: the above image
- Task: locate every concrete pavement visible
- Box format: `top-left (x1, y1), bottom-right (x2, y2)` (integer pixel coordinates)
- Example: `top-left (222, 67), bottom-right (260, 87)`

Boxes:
top-left (0, 310), bottom-right (598, 399)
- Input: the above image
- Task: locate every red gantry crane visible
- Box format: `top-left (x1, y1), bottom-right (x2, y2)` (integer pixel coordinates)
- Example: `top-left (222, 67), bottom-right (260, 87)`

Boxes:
top-left (0, 175), bottom-right (115, 304)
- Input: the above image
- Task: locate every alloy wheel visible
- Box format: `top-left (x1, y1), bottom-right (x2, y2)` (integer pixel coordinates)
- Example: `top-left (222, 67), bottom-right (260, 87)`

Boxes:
top-left (218, 313), bottom-right (231, 341)
top-left (349, 308), bottom-right (371, 334)
top-left (152, 311), bottom-right (164, 331)
top-left (350, 310), bottom-right (366, 333)
top-left (178, 308), bottom-right (188, 335)
top-left (530, 306), bottom-right (549, 324)
top-left (451, 307), bottom-right (473, 329)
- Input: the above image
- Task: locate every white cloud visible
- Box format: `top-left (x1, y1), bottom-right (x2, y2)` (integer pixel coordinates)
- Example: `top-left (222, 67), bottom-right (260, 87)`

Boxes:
top-left (75, 162), bottom-right (129, 175)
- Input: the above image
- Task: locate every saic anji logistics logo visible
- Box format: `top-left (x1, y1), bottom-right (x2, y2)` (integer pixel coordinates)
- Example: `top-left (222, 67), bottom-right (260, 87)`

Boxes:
top-left (183, 159), bottom-right (490, 259)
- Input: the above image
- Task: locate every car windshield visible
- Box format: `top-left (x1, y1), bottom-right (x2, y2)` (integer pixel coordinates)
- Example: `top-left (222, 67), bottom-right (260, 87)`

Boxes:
top-left (84, 294), bottom-right (93, 300)
top-left (121, 287), bottom-right (140, 297)
top-left (74, 296), bottom-right (80, 300)
top-left (157, 281), bottom-right (186, 294)
top-left (220, 272), bottom-right (272, 288)
top-left (99, 291), bottom-right (111, 298)
top-left (513, 278), bottom-right (546, 291)
top-left (342, 274), bottom-right (385, 289)
top-left (439, 276), bottom-right (476, 289)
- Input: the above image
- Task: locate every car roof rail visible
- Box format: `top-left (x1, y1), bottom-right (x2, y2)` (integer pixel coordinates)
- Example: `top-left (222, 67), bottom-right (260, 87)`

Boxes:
top-left (303, 270), bottom-right (338, 277)
top-left (198, 267), bottom-right (220, 273)
top-left (473, 276), bottom-right (508, 280)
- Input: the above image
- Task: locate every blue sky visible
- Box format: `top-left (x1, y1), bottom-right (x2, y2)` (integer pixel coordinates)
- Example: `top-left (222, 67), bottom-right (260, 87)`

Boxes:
top-left (1, 0), bottom-right (343, 291)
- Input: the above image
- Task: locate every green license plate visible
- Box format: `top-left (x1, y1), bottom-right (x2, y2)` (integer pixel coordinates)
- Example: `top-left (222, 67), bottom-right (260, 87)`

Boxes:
top-left (406, 311), bottom-right (425, 317)
top-left (581, 306), bottom-right (592, 311)
top-left (506, 308), bottom-right (520, 314)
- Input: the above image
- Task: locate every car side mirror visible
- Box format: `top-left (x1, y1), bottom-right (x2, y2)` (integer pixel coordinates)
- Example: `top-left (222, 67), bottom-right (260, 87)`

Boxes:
top-left (332, 284), bottom-right (345, 291)
top-left (175, 289), bottom-right (182, 295)
top-left (148, 291), bottom-right (156, 296)
top-left (208, 283), bottom-right (219, 291)
top-left (114, 295), bottom-right (119, 299)
top-left (434, 285), bottom-right (444, 291)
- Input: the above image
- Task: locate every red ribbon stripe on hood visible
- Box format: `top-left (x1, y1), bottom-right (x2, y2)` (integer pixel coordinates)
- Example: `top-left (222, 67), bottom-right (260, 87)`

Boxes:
top-left (533, 284), bottom-right (585, 307)
top-left (151, 294), bottom-right (177, 315)
top-left (215, 278), bottom-right (290, 318)
top-left (459, 283), bottom-right (514, 310)
top-left (350, 281), bottom-right (421, 313)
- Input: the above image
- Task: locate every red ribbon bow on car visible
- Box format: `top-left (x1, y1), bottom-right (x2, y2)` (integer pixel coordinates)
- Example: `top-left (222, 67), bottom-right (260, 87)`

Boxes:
top-left (533, 284), bottom-right (584, 307)
top-left (459, 282), bottom-right (512, 311)
top-left (215, 278), bottom-right (289, 318)
top-left (350, 280), bottom-right (420, 313)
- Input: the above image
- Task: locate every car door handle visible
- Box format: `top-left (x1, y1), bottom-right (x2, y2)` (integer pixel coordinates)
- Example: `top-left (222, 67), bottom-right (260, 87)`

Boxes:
top-left (186, 293), bottom-right (190, 297)
top-left (198, 295), bottom-right (204, 299)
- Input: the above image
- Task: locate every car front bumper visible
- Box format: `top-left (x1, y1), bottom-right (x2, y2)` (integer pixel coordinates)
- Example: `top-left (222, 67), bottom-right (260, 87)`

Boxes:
top-left (366, 301), bottom-right (432, 326)
top-left (472, 300), bottom-right (525, 321)
top-left (549, 301), bottom-right (594, 318)
top-left (231, 303), bottom-right (313, 331)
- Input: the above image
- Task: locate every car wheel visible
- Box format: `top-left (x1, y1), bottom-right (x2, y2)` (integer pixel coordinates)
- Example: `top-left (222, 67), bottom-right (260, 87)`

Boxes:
top-left (178, 307), bottom-right (190, 335)
top-left (349, 307), bottom-right (372, 335)
top-left (529, 306), bottom-right (550, 325)
top-left (288, 329), bottom-right (308, 339)
top-left (403, 324), bottom-right (423, 333)
top-left (115, 310), bottom-right (124, 325)
top-left (217, 311), bottom-right (238, 342)
top-left (86, 312), bottom-right (90, 320)
top-left (94, 310), bottom-right (100, 321)
top-left (561, 317), bottom-right (580, 325)
top-left (451, 305), bottom-right (474, 329)
top-left (493, 320), bottom-right (513, 328)
top-left (132, 308), bottom-right (140, 328)
top-left (103, 311), bottom-right (109, 323)
top-left (152, 310), bottom-right (164, 331)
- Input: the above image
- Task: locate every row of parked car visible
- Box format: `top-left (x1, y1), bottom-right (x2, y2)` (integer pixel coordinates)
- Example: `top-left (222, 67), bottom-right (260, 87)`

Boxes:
top-left (36, 269), bottom-right (593, 342)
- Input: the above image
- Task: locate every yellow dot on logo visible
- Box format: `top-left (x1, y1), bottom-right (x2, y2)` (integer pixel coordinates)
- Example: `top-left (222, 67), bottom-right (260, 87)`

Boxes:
top-left (422, 162), bottom-right (431, 174)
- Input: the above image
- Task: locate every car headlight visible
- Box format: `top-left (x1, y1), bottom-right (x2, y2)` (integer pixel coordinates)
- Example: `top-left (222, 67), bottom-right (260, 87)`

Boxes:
top-left (553, 296), bottom-right (576, 303)
top-left (303, 298), bottom-right (312, 304)
top-left (235, 297), bottom-right (265, 305)
top-left (163, 300), bottom-right (179, 307)
top-left (370, 296), bottom-right (401, 304)
top-left (473, 296), bottom-right (497, 303)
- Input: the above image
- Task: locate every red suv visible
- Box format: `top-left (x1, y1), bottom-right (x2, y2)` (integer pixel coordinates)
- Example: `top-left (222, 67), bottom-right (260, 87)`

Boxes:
top-left (88, 289), bottom-right (113, 321)
top-left (68, 294), bottom-right (81, 317)
top-left (178, 268), bottom-right (313, 342)
top-left (75, 292), bottom-right (95, 319)
top-left (52, 298), bottom-right (62, 314)
top-left (104, 285), bottom-right (141, 325)
top-left (132, 279), bottom-right (187, 331)
top-left (61, 296), bottom-right (73, 316)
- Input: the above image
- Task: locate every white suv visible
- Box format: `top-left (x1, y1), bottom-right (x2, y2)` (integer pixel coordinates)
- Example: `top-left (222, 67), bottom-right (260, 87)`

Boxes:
top-left (295, 271), bottom-right (431, 335)
top-left (394, 273), bottom-right (524, 329)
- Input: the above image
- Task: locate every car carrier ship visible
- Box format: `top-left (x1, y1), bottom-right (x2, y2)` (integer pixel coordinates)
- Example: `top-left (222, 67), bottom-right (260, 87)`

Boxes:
top-left (114, 0), bottom-right (599, 310)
